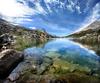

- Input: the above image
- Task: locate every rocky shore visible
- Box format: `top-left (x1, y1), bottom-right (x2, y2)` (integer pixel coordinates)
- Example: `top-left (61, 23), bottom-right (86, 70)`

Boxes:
top-left (0, 19), bottom-right (100, 83)
top-left (0, 48), bottom-right (100, 83)
top-left (0, 18), bottom-right (54, 82)
top-left (0, 35), bottom-right (100, 83)
top-left (0, 49), bottom-right (24, 79)
top-left (0, 18), bottom-right (53, 51)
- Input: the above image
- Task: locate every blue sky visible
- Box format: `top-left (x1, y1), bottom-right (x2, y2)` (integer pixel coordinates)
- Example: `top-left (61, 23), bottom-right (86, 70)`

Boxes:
top-left (0, 0), bottom-right (100, 36)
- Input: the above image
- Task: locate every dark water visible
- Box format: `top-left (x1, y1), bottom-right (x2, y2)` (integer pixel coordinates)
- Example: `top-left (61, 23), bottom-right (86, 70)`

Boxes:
top-left (24, 38), bottom-right (100, 75)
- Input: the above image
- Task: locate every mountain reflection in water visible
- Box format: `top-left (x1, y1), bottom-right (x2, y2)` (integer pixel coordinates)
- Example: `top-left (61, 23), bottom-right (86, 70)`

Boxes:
top-left (24, 38), bottom-right (100, 74)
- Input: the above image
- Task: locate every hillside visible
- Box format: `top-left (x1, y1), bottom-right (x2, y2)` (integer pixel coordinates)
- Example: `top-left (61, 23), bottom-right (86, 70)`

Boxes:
top-left (68, 21), bottom-right (100, 37)
top-left (67, 21), bottom-right (100, 43)
top-left (0, 18), bottom-right (53, 50)
top-left (67, 21), bottom-right (100, 55)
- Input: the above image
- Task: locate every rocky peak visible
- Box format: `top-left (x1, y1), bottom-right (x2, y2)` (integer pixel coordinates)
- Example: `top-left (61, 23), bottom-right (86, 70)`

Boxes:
top-left (68, 20), bottom-right (100, 37)
top-left (83, 21), bottom-right (100, 31)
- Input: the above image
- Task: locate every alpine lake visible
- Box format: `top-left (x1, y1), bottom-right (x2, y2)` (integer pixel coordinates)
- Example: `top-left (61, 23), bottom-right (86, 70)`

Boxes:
top-left (12, 38), bottom-right (100, 83)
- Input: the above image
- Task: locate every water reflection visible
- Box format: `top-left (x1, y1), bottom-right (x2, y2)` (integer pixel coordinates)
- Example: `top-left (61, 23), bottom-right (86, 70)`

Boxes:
top-left (72, 38), bottom-right (100, 56)
top-left (24, 38), bottom-right (100, 75)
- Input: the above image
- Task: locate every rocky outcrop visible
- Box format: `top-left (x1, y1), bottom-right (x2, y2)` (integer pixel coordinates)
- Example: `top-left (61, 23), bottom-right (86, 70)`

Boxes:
top-left (0, 18), bottom-right (54, 50)
top-left (68, 21), bottom-right (100, 37)
top-left (0, 18), bottom-right (53, 39)
top-left (0, 18), bottom-right (54, 82)
top-left (4, 53), bottom-right (53, 82)
top-left (0, 49), bottom-right (24, 79)
top-left (0, 33), bottom-right (14, 50)
top-left (32, 30), bottom-right (52, 43)
top-left (68, 21), bottom-right (100, 44)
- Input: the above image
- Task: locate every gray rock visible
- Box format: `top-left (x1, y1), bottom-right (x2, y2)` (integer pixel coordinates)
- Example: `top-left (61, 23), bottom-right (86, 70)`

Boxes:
top-left (0, 49), bottom-right (24, 79)
top-left (0, 34), bottom-right (14, 49)
top-left (6, 53), bottom-right (53, 82)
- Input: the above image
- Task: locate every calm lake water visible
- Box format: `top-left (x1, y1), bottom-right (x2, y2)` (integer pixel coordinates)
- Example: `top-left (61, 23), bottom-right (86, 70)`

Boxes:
top-left (24, 38), bottom-right (100, 75)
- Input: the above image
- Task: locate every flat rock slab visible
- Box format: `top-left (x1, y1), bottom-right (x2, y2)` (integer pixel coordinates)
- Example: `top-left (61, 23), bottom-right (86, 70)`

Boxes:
top-left (0, 49), bottom-right (24, 79)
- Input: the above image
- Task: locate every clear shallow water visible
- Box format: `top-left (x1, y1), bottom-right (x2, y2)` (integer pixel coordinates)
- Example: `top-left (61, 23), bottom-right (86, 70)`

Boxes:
top-left (24, 38), bottom-right (100, 74)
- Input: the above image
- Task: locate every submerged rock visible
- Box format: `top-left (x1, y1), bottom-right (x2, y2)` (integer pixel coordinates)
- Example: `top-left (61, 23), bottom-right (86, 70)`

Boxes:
top-left (0, 49), bottom-right (24, 79)
top-left (37, 56), bottom-right (53, 74)
top-left (6, 53), bottom-right (53, 82)
top-left (16, 73), bottom-right (100, 83)
top-left (49, 79), bottom-right (68, 83)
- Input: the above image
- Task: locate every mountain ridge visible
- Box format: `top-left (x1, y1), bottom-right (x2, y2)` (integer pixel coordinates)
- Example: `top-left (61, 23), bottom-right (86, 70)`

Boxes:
top-left (67, 20), bottom-right (100, 38)
top-left (67, 20), bottom-right (100, 55)
top-left (0, 18), bottom-right (54, 50)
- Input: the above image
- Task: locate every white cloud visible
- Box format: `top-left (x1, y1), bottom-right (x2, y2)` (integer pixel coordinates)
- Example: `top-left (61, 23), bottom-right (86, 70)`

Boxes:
top-left (24, 18), bottom-right (33, 22)
top-left (46, 0), bottom-right (58, 4)
top-left (76, 5), bottom-right (81, 14)
top-left (29, 26), bottom-right (36, 30)
top-left (70, 0), bottom-right (75, 7)
top-left (44, 0), bottom-right (53, 13)
top-left (66, 0), bottom-right (75, 12)
top-left (76, 2), bottom-right (100, 32)
top-left (66, 5), bottom-right (74, 12)
top-left (66, 0), bottom-right (81, 14)
top-left (84, 0), bottom-right (93, 13)
top-left (35, 2), bottom-right (47, 14)
top-left (0, 0), bottom-right (34, 17)
top-left (0, 0), bottom-right (47, 23)
top-left (90, 3), bottom-right (100, 21)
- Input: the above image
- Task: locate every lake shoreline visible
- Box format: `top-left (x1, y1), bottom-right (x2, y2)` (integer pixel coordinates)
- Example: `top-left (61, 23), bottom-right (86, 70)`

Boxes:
top-left (0, 38), bottom-right (100, 83)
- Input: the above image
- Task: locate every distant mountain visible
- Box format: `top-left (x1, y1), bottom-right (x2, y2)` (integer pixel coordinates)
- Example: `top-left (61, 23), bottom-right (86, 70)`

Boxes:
top-left (67, 21), bottom-right (100, 55)
top-left (0, 18), bottom-right (54, 50)
top-left (82, 21), bottom-right (100, 30)
top-left (67, 21), bottom-right (100, 38)
top-left (0, 18), bottom-right (53, 37)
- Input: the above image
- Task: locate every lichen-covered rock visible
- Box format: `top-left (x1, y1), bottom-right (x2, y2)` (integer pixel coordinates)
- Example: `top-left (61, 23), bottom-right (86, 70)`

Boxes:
top-left (0, 34), bottom-right (13, 44)
top-left (0, 34), bottom-right (14, 50)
